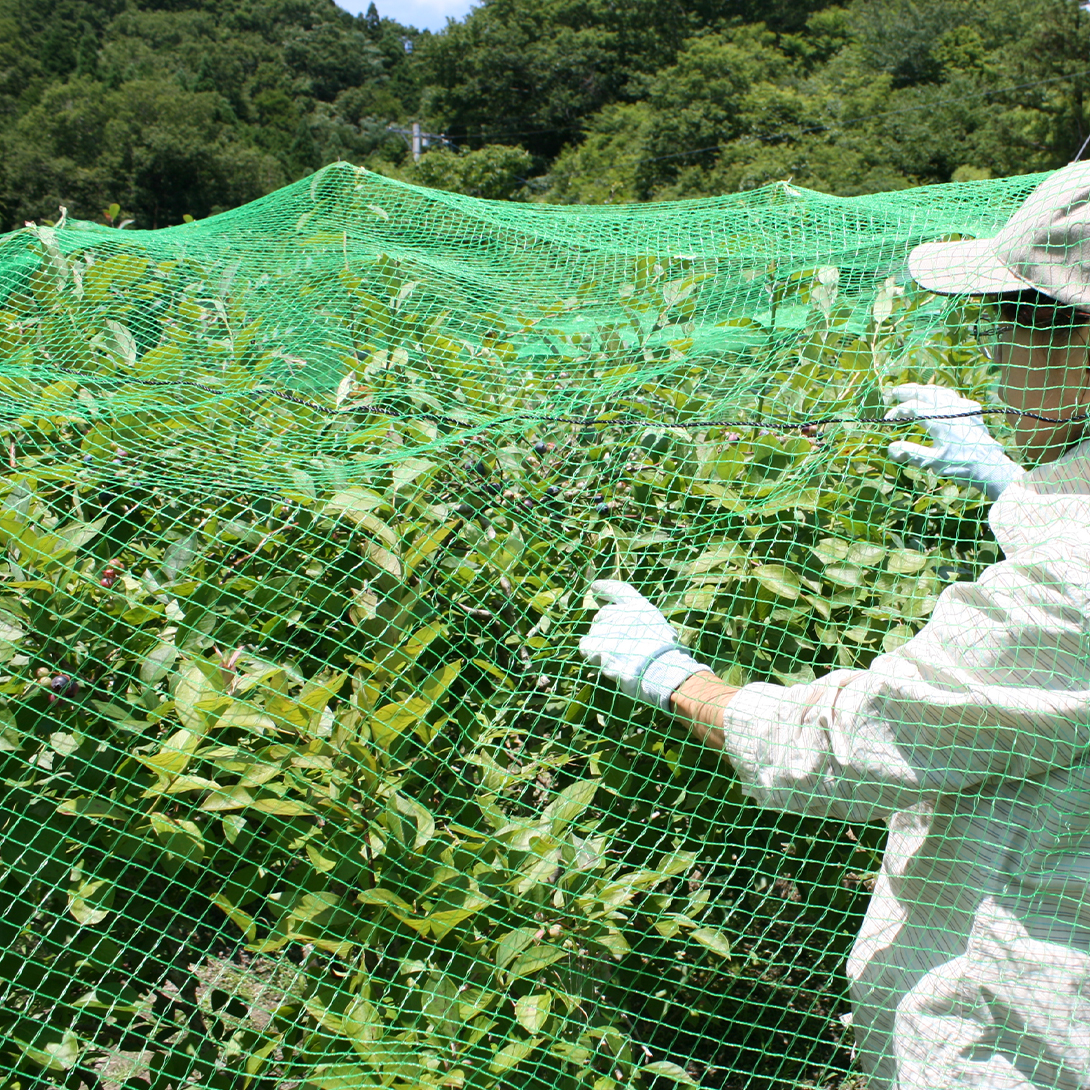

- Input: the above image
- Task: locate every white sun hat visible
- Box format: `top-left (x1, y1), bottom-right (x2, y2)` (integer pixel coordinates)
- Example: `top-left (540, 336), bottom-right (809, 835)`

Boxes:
top-left (909, 160), bottom-right (1090, 309)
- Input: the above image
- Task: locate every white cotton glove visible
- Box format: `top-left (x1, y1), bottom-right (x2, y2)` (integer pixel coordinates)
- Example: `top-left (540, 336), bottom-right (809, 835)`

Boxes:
top-left (884, 383), bottom-right (1025, 501)
top-left (578, 579), bottom-right (711, 710)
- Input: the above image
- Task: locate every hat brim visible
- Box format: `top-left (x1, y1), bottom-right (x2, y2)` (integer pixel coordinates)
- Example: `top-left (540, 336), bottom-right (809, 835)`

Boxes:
top-left (908, 238), bottom-right (1030, 296)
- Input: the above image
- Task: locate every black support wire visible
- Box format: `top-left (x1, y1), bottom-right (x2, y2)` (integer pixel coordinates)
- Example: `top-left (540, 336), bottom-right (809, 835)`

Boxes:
top-left (39, 364), bottom-right (1089, 432)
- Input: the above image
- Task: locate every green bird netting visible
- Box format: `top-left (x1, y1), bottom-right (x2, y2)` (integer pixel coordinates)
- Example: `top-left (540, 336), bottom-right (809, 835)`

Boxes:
top-left (1, 161), bottom-right (1087, 1090)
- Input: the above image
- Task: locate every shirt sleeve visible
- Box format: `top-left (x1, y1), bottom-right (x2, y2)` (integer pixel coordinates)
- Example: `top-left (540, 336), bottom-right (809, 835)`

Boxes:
top-left (718, 479), bottom-right (1090, 824)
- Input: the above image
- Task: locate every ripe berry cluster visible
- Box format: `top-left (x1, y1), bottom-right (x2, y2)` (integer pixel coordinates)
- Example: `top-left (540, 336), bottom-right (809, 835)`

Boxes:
top-left (35, 666), bottom-right (80, 703)
top-left (99, 559), bottom-right (123, 588)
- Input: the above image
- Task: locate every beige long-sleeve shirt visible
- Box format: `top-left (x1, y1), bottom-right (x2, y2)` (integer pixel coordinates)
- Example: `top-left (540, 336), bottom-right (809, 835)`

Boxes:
top-left (720, 440), bottom-right (1090, 1090)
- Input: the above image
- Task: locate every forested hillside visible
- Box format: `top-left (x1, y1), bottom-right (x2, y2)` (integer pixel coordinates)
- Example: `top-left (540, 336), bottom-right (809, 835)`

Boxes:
top-left (1, 0), bottom-right (1087, 228)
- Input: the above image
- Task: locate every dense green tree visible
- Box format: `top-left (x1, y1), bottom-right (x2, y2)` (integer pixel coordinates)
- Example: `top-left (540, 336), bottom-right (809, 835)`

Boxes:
top-left (848, 0), bottom-right (979, 86)
top-left (418, 0), bottom-right (848, 161)
top-left (637, 25), bottom-right (798, 193)
top-left (538, 0), bottom-right (1090, 203)
top-left (408, 143), bottom-right (534, 199)
top-left (542, 102), bottom-right (655, 203)
top-left (3, 78), bottom-right (285, 227)
top-left (282, 21), bottom-right (384, 101)
top-left (0, 0), bottom-right (1086, 224)
top-left (0, 0), bottom-right (425, 228)
top-left (364, 1), bottom-right (381, 38)
top-left (420, 0), bottom-right (697, 159)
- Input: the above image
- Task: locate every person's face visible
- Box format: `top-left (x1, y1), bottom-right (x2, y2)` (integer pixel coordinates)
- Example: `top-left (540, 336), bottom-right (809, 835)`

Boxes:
top-left (990, 321), bottom-right (1090, 464)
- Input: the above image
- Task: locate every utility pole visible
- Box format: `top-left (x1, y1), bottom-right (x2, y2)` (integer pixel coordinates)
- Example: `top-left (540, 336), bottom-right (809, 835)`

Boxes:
top-left (387, 123), bottom-right (451, 161)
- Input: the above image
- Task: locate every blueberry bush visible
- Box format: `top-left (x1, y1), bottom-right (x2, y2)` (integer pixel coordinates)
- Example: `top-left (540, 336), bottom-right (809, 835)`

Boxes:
top-left (0, 204), bottom-right (1002, 1089)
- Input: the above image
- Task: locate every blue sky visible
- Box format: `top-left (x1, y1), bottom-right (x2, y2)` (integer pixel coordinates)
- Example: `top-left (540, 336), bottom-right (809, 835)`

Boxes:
top-left (335, 0), bottom-right (477, 33)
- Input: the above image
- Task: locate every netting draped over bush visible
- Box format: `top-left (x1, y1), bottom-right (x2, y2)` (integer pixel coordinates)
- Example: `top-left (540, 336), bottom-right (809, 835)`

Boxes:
top-left (0, 163), bottom-right (1048, 1088)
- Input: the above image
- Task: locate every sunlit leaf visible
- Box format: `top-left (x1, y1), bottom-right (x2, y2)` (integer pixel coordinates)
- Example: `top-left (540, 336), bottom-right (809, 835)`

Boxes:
top-left (640, 1060), bottom-right (701, 1086)
top-left (690, 926), bottom-right (732, 959)
top-left (514, 992), bottom-right (552, 1033)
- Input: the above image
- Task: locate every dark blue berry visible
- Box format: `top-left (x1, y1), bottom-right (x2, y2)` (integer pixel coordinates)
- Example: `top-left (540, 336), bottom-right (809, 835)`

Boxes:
top-left (50, 674), bottom-right (77, 696)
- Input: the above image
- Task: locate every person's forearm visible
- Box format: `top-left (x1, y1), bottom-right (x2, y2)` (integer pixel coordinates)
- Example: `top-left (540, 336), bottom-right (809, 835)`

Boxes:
top-left (668, 670), bottom-right (740, 750)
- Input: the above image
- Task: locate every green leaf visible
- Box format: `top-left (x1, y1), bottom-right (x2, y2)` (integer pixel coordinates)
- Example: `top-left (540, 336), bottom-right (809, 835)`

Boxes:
top-left (640, 1060), bottom-right (701, 1086)
top-left (887, 549), bottom-right (928, 575)
top-left (297, 671), bottom-right (348, 721)
top-left (91, 319), bottom-right (138, 367)
top-left (654, 850), bottom-right (698, 878)
top-left (425, 891), bottom-right (494, 941)
top-left (686, 541), bottom-right (746, 575)
top-left (342, 995), bottom-right (382, 1046)
top-left (489, 1036), bottom-right (541, 1074)
top-left (250, 797), bottom-right (314, 817)
top-left (370, 694), bottom-right (430, 749)
top-left (847, 541), bottom-right (887, 566)
top-left (357, 887), bottom-right (416, 916)
top-left (751, 564), bottom-right (801, 600)
top-left (161, 532), bottom-right (200, 580)
top-left (148, 811), bottom-right (205, 866)
top-left (507, 944), bottom-right (567, 980)
top-left (514, 992), bottom-right (552, 1033)
top-left (823, 563), bottom-right (865, 588)
top-left (592, 930), bottom-right (631, 958)
top-left (214, 701), bottom-right (278, 734)
top-left (137, 725), bottom-right (204, 778)
top-left (174, 658), bottom-right (227, 736)
top-left (221, 813), bottom-right (247, 843)
top-left (811, 538), bottom-right (850, 564)
top-left (56, 797), bottom-right (129, 822)
top-left (49, 731), bottom-right (79, 756)
top-left (10, 1028), bottom-right (81, 1072)
top-left (305, 1064), bottom-right (382, 1089)
top-left (200, 785), bottom-right (256, 812)
top-left (390, 793), bottom-right (435, 849)
top-left (38, 517), bottom-right (107, 560)
top-left (322, 487), bottom-right (387, 523)
top-left (68, 877), bottom-right (114, 926)
top-left (542, 777), bottom-right (598, 832)
top-left (357, 887), bottom-right (411, 909)
top-left (140, 639), bottom-right (179, 685)
top-left (661, 276), bottom-right (699, 309)
top-left (391, 457), bottom-right (438, 498)
top-left (690, 927), bottom-right (731, 959)
top-left (681, 586), bottom-right (716, 611)
top-left (212, 891), bottom-right (257, 943)
top-left (494, 926), bottom-right (539, 969)
top-left (421, 659), bottom-right (461, 705)
top-left (881, 624), bottom-right (915, 653)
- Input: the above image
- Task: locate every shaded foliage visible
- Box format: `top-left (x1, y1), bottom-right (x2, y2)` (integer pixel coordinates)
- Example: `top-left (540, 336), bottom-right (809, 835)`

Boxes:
top-left (540, 0), bottom-right (1090, 202)
top-left (0, 0), bottom-right (1087, 224)
top-left (0, 0), bottom-right (423, 229)
top-left (409, 144), bottom-right (534, 200)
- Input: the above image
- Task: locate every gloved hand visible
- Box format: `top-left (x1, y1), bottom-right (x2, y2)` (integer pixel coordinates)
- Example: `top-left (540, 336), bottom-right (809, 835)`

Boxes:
top-left (884, 383), bottom-right (1025, 500)
top-left (578, 579), bottom-right (712, 710)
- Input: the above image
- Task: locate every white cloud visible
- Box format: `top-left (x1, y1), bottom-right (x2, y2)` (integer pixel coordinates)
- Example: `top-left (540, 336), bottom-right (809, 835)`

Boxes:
top-left (335, 0), bottom-right (476, 33)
